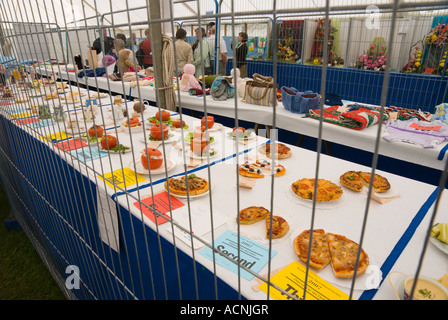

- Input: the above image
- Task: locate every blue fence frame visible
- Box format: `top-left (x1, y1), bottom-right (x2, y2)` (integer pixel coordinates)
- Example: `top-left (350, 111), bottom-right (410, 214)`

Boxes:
top-left (230, 60), bottom-right (447, 112)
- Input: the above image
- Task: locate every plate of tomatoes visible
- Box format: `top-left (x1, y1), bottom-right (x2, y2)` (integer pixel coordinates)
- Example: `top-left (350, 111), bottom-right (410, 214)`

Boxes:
top-left (170, 118), bottom-right (189, 130)
top-left (227, 127), bottom-right (256, 141)
top-left (141, 123), bottom-right (179, 143)
top-left (120, 117), bottom-right (144, 133)
top-left (200, 115), bottom-right (222, 132)
top-left (99, 134), bottom-right (132, 154)
top-left (147, 109), bottom-right (173, 127)
top-left (130, 148), bottom-right (177, 175)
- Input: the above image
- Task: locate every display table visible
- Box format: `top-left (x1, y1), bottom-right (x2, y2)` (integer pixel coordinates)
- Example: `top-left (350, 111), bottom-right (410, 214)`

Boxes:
top-left (0, 78), bottom-right (447, 301)
top-left (36, 66), bottom-right (448, 172)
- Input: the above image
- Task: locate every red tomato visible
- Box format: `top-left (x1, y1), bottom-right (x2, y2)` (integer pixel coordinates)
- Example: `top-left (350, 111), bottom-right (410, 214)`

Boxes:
top-left (88, 125), bottom-right (103, 138)
top-left (172, 119), bottom-right (185, 128)
top-left (150, 123), bottom-right (169, 140)
top-left (193, 126), bottom-right (208, 140)
top-left (100, 135), bottom-right (117, 150)
top-left (190, 138), bottom-right (209, 155)
top-left (127, 117), bottom-right (141, 127)
top-left (155, 110), bottom-right (170, 121)
top-left (141, 148), bottom-right (163, 170)
top-left (201, 116), bottom-right (214, 129)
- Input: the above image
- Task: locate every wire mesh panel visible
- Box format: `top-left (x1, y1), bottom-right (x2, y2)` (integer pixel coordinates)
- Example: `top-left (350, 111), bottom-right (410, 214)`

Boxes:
top-left (0, 0), bottom-right (447, 302)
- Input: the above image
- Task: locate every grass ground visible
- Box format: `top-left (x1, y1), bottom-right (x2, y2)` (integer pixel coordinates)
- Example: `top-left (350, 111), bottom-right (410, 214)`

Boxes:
top-left (0, 184), bottom-right (66, 300)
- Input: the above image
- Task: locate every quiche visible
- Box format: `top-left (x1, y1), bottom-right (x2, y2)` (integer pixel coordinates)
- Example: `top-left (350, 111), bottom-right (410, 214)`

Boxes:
top-left (293, 229), bottom-right (331, 270)
top-left (258, 142), bottom-right (292, 159)
top-left (164, 174), bottom-right (209, 196)
top-left (294, 229), bottom-right (369, 279)
top-left (266, 215), bottom-right (290, 239)
top-left (291, 178), bottom-right (343, 202)
top-left (340, 171), bottom-right (364, 192)
top-left (327, 233), bottom-right (369, 279)
top-left (357, 171), bottom-right (391, 193)
top-left (237, 206), bottom-right (270, 225)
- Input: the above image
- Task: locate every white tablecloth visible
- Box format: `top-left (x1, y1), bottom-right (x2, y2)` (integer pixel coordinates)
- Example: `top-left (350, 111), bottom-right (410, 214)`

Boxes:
top-left (45, 67), bottom-right (448, 172)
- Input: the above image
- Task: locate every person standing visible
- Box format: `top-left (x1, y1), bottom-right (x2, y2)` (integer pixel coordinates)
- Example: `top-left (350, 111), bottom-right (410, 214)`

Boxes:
top-left (140, 28), bottom-right (153, 68)
top-left (193, 27), bottom-right (211, 78)
top-left (92, 29), bottom-right (115, 55)
top-left (207, 22), bottom-right (227, 75)
top-left (233, 32), bottom-right (248, 78)
top-left (174, 28), bottom-right (193, 74)
top-left (126, 32), bottom-right (138, 53)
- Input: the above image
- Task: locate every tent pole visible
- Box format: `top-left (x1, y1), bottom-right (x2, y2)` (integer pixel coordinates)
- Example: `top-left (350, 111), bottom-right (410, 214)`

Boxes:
top-left (149, 0), bottom-right (166, 109)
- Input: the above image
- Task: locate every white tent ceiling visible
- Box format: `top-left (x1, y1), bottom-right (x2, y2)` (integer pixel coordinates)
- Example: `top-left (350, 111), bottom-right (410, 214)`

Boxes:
top-left (1, 0), bottom-right (447, 30)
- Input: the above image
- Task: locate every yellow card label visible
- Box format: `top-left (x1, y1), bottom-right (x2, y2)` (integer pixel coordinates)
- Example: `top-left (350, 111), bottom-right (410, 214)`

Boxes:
top-left (40, 132), bottom-right (70, 143)
top-left (259, 261), bottom-right (350, 300)
top-left (99, 167), bottom-right (146, 189)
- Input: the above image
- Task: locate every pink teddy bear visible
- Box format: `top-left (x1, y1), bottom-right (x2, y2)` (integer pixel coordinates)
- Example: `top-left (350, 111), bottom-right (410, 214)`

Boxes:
top-left (180, 63), bottom-right (201, 92)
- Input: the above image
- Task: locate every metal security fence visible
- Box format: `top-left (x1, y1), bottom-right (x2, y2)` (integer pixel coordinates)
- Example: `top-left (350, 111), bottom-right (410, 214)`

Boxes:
top-left (0, 0), bottom-right (447, 302)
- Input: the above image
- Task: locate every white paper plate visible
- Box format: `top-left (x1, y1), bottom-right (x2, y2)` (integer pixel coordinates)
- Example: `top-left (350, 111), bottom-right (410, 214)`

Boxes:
top-left (207, 122), bottom-right (223, 132)
top-left (286, 183), bottom-right (345, 210)
top-left (430, 236), bottom-right (448, 255)
top-left (129, 157), bottom-right (176, 175)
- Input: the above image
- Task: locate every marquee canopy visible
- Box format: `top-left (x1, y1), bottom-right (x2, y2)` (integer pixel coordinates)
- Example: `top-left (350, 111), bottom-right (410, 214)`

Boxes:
top-left (1, 0), bottom-right (446, 31)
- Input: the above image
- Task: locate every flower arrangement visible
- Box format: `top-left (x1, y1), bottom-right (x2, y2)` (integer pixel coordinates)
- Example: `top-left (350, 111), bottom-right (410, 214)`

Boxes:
top-left (402, 46), bottom-right (425, 73)
top-left (425, 23), bottom-right (448, 47)
top-left (277, 37), bottom-right (299, 62)
top-left (314, 18), bottom-right (337, 41)
top-left (352, 43), bottom-right (387, 71)
top-left (309, 18), bottom-right (343, 66)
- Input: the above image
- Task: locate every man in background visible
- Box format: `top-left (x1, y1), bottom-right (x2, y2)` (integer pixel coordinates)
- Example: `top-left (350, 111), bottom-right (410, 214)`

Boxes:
top-left (207, 22), bottom-right (227, 75)
top-left (92, 29), bottom-right (114, 55)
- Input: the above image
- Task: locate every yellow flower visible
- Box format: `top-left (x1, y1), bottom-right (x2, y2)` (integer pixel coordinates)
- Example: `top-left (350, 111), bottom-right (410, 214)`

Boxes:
top-left (432, 34), bottom-right (437, 42)
top-left (440, 62), bottom-right (445, 67)
top-left (415, 62), bottom-right (421, 67)
top-left (416, 54), bottom-right (421, 58)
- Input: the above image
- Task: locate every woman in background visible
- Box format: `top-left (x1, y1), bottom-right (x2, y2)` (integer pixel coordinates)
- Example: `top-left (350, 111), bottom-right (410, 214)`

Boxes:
top-left (233, 32), bottom-right (248, 78)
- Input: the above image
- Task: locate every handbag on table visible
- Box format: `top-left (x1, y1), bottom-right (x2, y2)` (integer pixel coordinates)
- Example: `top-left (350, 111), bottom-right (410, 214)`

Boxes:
top-left (281, 86), bottom-right (321, 114)
top-left (242, 73), bottom-right (278, 107)
top-left (210, 77), bottom-right (234, 101)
